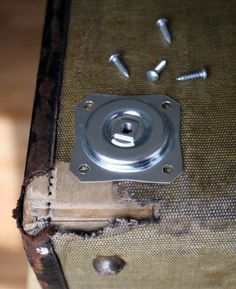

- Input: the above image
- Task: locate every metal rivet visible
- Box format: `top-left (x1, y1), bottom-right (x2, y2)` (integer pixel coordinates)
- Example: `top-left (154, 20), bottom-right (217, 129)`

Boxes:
top-left (93, 256), bottom-right (126, 276)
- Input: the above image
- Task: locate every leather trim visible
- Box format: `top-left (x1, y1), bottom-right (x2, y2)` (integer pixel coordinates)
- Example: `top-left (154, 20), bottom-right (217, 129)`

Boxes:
top-left (22, 228), bottom-right (68, 289)
top-left (13, 0), bottom-right (71, 288)
top-left (24, 0), bottom-right (70, 185)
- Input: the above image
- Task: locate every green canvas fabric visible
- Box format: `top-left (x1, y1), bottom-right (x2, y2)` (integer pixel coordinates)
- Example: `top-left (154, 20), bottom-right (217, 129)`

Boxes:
top-left (54, 0), bottom-right (236, 288)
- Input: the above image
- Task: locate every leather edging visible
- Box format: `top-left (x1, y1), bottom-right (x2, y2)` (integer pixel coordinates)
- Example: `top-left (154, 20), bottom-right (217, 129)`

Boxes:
top-left (14, 188), bottom-right (69, 289)
top-left (24, 0), bottom-right (70, 185)
top-left (13, 0), bottom-right (71, 288)
top-left (22, 228), bottom-right (68, 289)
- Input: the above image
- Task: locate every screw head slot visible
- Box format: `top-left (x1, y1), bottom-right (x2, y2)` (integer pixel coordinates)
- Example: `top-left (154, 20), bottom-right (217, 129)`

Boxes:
top-left (162, 101), bottom-right (172, 110)
top-left (79, 164), bottom-right (90, 174)
top-left (163, 164), bottom-right (174, 174)
top-left (84, 101), bottom-right (95, 110)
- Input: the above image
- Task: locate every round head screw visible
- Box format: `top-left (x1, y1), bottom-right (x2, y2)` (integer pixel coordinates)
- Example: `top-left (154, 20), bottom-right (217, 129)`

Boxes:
top-left (156, 18), bottom-right (172, 44)
top-left (146, 70), bottom-right (159, 81)
top-left (157, 18), bottom-right (168, 26)
top-left (146, 60), bottom-right (167, 82)
top-left (109, 53), bottom-right (120, 63)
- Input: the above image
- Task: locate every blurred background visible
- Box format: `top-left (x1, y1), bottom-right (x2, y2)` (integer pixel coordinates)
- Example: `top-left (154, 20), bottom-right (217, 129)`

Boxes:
top-left (0, 1), bottom-right (46, 288)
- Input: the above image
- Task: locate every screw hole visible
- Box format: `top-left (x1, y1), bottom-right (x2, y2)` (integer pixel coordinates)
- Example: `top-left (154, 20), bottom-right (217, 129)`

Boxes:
top-left (79, 164), bottom-right (90, 174)
top-left (84, 101), bottom-right (95, 110)
top-left (162, 101), bottom-right (172, 110)
top-left (163, 165), bottom-right (174, 174)
top-left (120, 122), bottom-right (133, 134)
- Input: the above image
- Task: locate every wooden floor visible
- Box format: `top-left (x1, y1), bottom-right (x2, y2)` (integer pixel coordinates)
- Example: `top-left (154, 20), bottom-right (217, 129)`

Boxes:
top-left (0, 1), bottom-right (46, 288)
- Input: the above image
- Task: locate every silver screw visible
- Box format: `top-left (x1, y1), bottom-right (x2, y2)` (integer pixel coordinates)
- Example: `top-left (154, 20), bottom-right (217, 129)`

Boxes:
top-left (109, 53), bottom-right (130, 79)
top-left (156, 18), bottom-right (172, 44)
top-left (146, 60), bottom-right (167, 82)
top-left (176, 68), bottom-right (208, 81)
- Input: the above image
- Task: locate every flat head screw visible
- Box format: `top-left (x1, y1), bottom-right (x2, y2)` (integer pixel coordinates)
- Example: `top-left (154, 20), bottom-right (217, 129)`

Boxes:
top-left (109, 53), bottom-right (130, 79)
top-left (176, 68), bottom-right (208, 81)
top-left (146, 60), bottom-right (167, 82)
top-left (156, 18), bottom-right (172, 44)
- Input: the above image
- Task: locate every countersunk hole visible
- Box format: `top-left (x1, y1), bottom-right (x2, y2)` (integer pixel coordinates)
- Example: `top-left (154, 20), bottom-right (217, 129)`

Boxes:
top-left (84, 101), bottom-right (95, 110)
top-left (120, 122), bottom-right (133, 134)
top-left (162, 101), bottom-right (172, 110)
top-left (79, 164), bottom-right (90, 174)
top-left (163, 164), bottom-right (174, 174)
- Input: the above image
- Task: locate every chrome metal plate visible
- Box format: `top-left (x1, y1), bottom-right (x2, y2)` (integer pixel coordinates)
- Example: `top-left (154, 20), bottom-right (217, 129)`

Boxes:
top-left (70, 94), bottom-right (183, 183)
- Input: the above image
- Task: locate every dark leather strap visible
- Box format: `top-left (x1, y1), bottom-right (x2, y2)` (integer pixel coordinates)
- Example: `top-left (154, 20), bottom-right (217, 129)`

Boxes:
top-left (22, 228), bottom-right (68, 289)
top-left (24, 0), bottom-right (70, 185)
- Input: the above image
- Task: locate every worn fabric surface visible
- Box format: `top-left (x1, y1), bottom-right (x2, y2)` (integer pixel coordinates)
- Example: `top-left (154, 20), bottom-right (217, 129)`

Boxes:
top-left (52, 222), bottom-right (236, 289)
top-left (54, 0), bottom-right (236, 288)
top-left (56, 0), bottom-right (236, 200)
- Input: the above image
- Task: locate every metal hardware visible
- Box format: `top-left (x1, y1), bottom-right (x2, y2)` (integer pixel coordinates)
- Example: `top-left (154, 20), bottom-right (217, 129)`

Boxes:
top-left (176, 68), bottom-right (208, 81)
top-left (93, 256), bottom-right (126, 275)
top-left (36, 247), bottom-right (49, 256)
top-left (79, 164), bottom-right (90, 174)
top-left (109, 53), bottom-right (130, 79)
top-left (156, 18), bottom-right (172, 44)
top-left (146, 60), bottom-right (167, 82)
top-left (70, 94), bottom-right (183, 183)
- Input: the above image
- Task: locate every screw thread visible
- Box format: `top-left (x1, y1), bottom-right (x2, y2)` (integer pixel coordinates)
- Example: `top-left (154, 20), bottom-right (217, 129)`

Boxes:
top-left (113, 57), bottom-right (130, 78)
top-left (159, 24), bottom-right (171, 44)
top-left (177, 69), bottom-right (207, 81)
